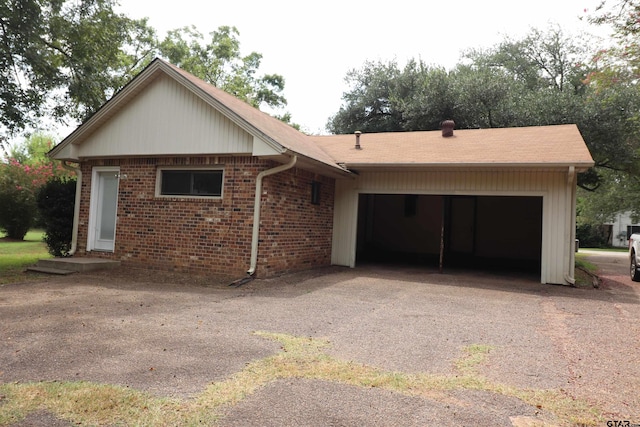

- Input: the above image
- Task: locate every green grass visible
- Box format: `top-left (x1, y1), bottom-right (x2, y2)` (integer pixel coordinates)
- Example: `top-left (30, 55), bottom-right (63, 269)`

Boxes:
top-left (575, 252), bottom-right (598, 274)
top-left (0, 229), bottom-right (51, 284)
top-left (574, 252), bottom-right (601, 287)
top-left (578, 246), bottom-right (628, 252)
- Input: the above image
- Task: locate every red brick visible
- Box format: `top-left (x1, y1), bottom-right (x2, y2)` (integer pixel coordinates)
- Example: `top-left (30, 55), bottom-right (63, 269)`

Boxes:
top-left (76, 157), bottom-right (335, 278)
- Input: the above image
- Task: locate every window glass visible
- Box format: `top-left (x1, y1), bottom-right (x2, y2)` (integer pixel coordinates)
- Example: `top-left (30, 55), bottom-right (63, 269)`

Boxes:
top-left (193, 171), bottom-right (222, 195)
top-left (311, 181), bottom-right (321, 205)
top-left (160, 170), bottom-right (223, 197)
top-left (628, 225), bottom-right (640, 240)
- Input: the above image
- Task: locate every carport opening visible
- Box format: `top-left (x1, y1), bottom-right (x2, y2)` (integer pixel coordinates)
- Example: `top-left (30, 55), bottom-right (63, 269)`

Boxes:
top-left (356, 194), bottom-right (542, 275)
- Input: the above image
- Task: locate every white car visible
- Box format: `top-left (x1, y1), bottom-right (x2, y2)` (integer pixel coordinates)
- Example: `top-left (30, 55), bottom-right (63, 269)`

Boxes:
top-left (630, 233), bottom-right (640, 282)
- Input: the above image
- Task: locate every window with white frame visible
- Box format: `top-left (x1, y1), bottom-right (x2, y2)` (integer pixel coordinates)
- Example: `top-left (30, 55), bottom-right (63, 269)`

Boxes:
top-left (157, 168), bottom-right (224, 197)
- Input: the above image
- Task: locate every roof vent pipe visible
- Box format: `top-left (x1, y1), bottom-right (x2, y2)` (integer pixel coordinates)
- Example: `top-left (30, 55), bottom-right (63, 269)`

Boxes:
top-left (441, 120), bottom-right (455, 137)
top-left (355, 131), bottom-right (362, 149)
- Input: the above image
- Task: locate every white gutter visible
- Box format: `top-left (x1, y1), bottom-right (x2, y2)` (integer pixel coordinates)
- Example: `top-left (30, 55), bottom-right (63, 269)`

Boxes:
top-left (564, 166), bottom-right (576, 285)
top-left (61, 161), bottom-right (82, 256)
top-left (247, 155), bottom-right (297, 276)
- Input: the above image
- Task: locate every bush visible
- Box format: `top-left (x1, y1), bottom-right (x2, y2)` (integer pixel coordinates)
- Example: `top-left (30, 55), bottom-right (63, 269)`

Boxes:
top-left (0, 160), bottom-right (39, 240)
top-left (0, 185), bottom-right (35, 240)
top-left (37, 178), bottom-right (76, 256)
top-left (576, 223), bottom-right (610, 248)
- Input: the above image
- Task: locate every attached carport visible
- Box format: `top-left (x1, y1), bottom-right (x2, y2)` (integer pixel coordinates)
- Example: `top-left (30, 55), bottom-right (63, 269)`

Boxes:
top-left (331, 169), bottom-right (566, 284)
top-left (355, 194), bottom-right (542, 274)
top-left (310, 124), bottom-right (595, 285)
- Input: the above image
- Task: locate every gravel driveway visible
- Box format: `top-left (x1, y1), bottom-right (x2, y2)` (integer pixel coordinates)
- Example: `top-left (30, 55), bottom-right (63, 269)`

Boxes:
top-left (1, 251), bottom-right (638, 426)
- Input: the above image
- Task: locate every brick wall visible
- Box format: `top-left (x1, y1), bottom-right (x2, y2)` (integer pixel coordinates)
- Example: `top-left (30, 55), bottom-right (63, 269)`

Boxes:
top-left (258, 167), bottom-right (335, 276)
top-left (76, 156), bottom-right (335, 278)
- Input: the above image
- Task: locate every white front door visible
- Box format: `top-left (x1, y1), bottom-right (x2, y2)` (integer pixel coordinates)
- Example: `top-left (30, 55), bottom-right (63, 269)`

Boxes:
top-left (89, 167), bottom-right (120, 252)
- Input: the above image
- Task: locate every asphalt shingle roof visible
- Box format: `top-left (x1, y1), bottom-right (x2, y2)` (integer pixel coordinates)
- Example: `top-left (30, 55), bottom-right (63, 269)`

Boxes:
top-left (309, 125), bottom-right (594, 169)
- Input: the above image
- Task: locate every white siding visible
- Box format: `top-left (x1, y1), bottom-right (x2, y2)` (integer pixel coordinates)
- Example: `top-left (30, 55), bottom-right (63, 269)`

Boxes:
top-left (605, 211), bottom-right (640, 247)
top-left (331, 179), bottom-right (359, 268)
top-left (332, 169), bottom-right (575, 284)
top-left (78, 75), bottom-right (253, 158)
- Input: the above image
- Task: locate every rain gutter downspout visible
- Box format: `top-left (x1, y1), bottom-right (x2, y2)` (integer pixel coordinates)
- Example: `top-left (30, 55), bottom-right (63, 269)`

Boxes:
top-left (564, 166), bottom-right (576, 286)
top-left (61, 161), bottom-right (82, 256)
top-left (247, 155), bottom-right (297, 276)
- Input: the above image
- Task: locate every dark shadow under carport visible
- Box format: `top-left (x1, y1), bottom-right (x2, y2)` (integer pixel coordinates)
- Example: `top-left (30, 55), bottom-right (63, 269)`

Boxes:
top-left (356, 194), bottom-right (542, 277)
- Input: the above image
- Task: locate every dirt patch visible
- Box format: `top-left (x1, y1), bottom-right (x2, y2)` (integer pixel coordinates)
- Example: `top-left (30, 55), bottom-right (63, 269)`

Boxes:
top-left (7, 411), bottom-right (72, 427)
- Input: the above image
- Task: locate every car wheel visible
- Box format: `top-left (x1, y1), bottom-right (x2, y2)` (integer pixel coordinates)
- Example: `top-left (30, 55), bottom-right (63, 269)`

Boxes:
top-left (632, 253), bottom-right (640, 282)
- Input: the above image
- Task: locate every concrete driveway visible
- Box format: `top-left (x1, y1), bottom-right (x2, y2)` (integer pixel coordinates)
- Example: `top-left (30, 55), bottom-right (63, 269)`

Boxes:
top-left (1, 252), bottom-right (638, 426)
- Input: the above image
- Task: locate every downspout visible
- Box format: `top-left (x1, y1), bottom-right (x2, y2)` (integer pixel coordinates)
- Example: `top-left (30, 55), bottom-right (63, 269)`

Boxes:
top-left (564, 166), bottom-right (576, 285)
top-left (247, 155), bottom-right (297, 276)
top-left (61, 161), bottom-right (82, 256)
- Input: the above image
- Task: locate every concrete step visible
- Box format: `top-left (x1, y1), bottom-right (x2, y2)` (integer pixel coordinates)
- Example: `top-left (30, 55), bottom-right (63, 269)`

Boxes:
top-left (34, 258), bottom-right (121, 273)
top-left (26, 266), bottom-right (76, 275)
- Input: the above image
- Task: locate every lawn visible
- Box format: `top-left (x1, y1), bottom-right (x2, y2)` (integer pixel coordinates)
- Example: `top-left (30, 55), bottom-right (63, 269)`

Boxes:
top-left (0, 229), bottom-right (51, 285)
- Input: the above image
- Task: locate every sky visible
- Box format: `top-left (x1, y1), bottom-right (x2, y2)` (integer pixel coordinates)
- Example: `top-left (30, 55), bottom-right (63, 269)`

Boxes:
top-left (64, 0), bottom-right (610, 139)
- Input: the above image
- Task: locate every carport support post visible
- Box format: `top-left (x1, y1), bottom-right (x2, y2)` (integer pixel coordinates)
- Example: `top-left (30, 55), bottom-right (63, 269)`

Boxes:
top-left (439, 198), bottom-right (445, 273)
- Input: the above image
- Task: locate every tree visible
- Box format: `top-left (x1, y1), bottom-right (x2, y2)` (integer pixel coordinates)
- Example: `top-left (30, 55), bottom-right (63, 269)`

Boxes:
top-left (9, 133), bottom-right (55, 165)
top-left (575, 1), bottom-right (640, 220)
top-left (467, 26), bottom-right (594, 93)
top-left (578, 169), bottom-right (640, 224)
top-left (0, 0), bottom-right (156, 146)
top-left (587, 0), bottom-right (640, 77)
top-left (390, 60), bottom-right (457, 131)
top-left (328, 27), bottom-right (594, 134)
top-left (450, 64), bottom-right (526, 129)
top-left (157, 26), bottom-right (287, 110)
top-left (0, 160), bottom-right (36, 240)
top-left (0, 134), bottom-right (71, 240)
top-left (328, 60), bottom-right (404, 134)
top-left (0, 158), bottom-right (59, 240)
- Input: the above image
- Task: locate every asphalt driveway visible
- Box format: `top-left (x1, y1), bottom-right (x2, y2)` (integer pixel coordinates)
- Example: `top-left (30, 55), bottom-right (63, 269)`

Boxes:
top-left (1, 252), bottom-right (638, 426)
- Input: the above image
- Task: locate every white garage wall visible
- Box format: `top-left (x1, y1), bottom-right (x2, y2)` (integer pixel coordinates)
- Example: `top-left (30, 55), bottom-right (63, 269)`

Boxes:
top-left (331, 169), bottom-right (574, 284)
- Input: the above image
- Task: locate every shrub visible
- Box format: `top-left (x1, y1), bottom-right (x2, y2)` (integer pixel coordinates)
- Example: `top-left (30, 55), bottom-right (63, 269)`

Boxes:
top-left (37, 178), bottom-right (77, 256)
top-left (576, 223), bottom-right (610, 248)
top-left (0, 160), bottom-right (39, 240)
top-left (0, 156), bottom-right (71, 241)
top-left (0, 186), bottom-right (35, 240)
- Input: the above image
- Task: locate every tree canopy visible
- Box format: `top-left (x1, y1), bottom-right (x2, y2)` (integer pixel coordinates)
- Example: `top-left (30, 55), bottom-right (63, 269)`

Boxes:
top-left (0, 0), bottom-right (155, 138)
top-left (328, 26), bottom-right (597, 134)
top-left (157, 25), bottom-right (286, 110)
top-left (0, 1), bottom-right (290, 151)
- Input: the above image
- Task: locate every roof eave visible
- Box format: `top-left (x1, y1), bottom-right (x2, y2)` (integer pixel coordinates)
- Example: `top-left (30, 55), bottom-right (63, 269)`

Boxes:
top-left (280, 150), bottom-right (352, 178)
top-left (343, 162), bottom-right (595, 172)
